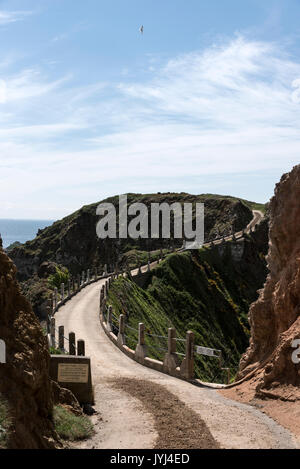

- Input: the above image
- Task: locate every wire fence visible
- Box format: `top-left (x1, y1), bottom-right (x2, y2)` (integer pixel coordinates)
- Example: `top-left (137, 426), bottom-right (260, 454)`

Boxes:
top-left (145, 333), bottom-right (168, 358)
top-left (124, 323), bottom-right (138, 350)
top-left (106, 307), bottom-right (232, 384)
top-left (111, 322), bottom-right (119, 336)
top-left (102, 309), bottom-right (193, 364)
top-left (48, 315), bottom-right (78, 354)
top-left (47, 254), bottom-right (242, 385)
top-left (192, 346), bottom-right (233, 384)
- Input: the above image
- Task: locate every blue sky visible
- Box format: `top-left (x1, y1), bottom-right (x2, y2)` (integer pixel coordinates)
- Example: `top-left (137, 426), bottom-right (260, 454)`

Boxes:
top-left (0, 0), bottom-right (300, 219)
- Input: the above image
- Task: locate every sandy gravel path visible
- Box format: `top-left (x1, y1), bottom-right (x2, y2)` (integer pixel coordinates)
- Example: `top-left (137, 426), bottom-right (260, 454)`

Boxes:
top-left (55, 279), bottom-right (298, 449)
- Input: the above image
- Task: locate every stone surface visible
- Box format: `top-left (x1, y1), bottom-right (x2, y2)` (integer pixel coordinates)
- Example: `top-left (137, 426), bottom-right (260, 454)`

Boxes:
top-left (238, 165), bottom-right (300, 400)
top-left (49, 355), bottom-right (93, 404)
top-left (0, 248), bottom-right (60, 448)
top-left (51, 380), bottom-right (83, 416)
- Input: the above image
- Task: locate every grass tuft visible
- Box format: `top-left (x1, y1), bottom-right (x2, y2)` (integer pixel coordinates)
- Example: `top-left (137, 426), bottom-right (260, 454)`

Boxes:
top-left (53, 406), bottom-right (93, 441)
top-left (0, 395), bottom-right (11, 449)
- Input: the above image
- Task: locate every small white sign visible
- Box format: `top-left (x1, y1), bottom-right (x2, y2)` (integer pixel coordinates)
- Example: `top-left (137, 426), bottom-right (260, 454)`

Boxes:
top-left (196, 346), bottom-right (221, 358)
top-left (0, 339), bottom-right (6, 364)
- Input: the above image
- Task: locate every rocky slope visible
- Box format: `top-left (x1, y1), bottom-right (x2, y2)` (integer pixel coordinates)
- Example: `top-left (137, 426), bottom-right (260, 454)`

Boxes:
top-left (108, 225), bottom-right (268, 383)
top-left (0, 244), bottom-right (60, 448)
top-left (237, 164), bottom-right (300, 400)
top-left (9, 193), bottom-right (259, 282)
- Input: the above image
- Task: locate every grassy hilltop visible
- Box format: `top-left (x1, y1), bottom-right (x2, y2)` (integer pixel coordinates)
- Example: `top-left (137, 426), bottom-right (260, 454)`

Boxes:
top-left (9, 192), bottom-right (265, 281)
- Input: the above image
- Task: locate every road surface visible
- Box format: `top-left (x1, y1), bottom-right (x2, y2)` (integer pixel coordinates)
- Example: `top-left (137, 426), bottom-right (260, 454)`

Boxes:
top-left (55, 274), bottom-right (298, 450)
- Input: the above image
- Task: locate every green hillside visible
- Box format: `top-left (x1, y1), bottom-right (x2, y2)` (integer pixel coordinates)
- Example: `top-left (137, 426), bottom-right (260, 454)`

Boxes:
top-left (10, 192), bottom-right (264, 282)
top-left (8, 192), bottom-right (266, 323)
top-left (107, 233), bottom-right (267, 384)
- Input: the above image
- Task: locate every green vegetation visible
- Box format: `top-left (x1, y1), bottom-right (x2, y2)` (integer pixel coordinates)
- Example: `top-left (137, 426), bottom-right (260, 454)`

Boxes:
top-left (108, 237), bottom-right (267, 384)
top-left (48, 266), bottom-right (70, 289)
top-left (11, 192), bottom-right (261, 281)
top-left (0, 395), bottom-right (11, 449)
top-left (53, 406), bottom-right (93, 441)
top-left (198, 193), bottom-right (266, 214)
top-left (121, 248), bottom-right (168, 270)
top-left (49, 346), bottom-right (66, 355)
top-left (10, 192), bottom-right (267, 338)
top-left (21, 276), bottom-right (52, 320)
top-left (5, 241), bottom-right (22, 252)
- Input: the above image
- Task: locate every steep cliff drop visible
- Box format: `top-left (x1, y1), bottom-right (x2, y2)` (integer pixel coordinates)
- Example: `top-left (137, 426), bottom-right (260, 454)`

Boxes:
top-left (222, 164), bottom-right (300, 439)
top-left (0, 243), bottom-right (59, 449)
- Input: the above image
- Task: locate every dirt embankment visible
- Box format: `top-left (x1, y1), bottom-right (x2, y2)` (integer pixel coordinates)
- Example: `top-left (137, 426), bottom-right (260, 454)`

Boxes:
top-left (222, 164), bottom-right (300, 440)
top-left (0, 245), bottom-right (60, 449)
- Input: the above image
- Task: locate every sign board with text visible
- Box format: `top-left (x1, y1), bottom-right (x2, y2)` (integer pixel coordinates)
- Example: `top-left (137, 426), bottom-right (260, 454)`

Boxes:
top-left (58, 363), bottom-right (89, 383)
top-left (196, 346), bottom-right (221, 358)
top-left (50, 355), bottom-right (93, 404)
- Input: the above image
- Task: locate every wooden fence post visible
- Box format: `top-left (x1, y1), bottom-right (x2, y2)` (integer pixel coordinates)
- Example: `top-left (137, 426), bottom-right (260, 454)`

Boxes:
top-left (107, 306), bottom-right (113, 332)
top-left (54, 287), bottom-right (58, 309)
top-left (180, 331), bottom-right (195, 380)
top-left (46, 306), bottom-right (51, 334)
top-left (168, 327), bottom-right (177, 354)
top-left (77, 340), bottom-right (85, 356)
top-left (117, 314), bottom-right (125, 346)
top-left (58, 326), bottom-right (64, 351)
top-left (50, 318), bottom-right (56, 348)
top-left (163, 327), bottom-right (179, 375)
top-left (135, 323), bottom-right (148, 362)
top-left (69, 332), bottom-right (76, 355)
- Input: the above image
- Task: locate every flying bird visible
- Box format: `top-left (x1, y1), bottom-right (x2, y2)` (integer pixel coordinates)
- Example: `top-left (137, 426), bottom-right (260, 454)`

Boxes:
top-left (139, 25), bottom-right (144, 35)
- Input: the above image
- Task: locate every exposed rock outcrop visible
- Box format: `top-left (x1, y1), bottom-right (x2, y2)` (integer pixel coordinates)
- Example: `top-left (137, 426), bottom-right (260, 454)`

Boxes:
top-left (238, 165), bottom-right (300, 400)
top-left (51, 380), bottom-right (83, 416)
top-left (0, 247), bottom-right (60, 448)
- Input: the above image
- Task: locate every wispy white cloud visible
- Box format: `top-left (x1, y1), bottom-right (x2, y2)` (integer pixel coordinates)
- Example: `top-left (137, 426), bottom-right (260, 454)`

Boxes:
top-left (0, 69), bottom-right (71, 103)
top-left (51, 33), bottom-right (69, 43)
top-left (0, 10), bottom-right (32, 25)
top-left (1, 35), bottom-right (300, 217)
top-left (119, 37), bottom-right (300, 129)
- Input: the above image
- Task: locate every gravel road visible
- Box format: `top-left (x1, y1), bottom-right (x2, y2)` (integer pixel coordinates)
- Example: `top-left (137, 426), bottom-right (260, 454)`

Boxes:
top-left (55, 279), bottom-right (299, 449)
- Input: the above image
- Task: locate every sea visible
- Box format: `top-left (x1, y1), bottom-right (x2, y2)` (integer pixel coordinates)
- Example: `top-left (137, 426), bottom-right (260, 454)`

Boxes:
top-left (0, 219), bottom-right (54, 249)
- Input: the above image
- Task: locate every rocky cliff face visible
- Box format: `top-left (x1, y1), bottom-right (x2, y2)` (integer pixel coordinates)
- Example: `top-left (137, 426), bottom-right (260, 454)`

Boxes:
top-left (0, 246), bottom-right (59, 448)
top-left (238, 165), bottom-right (300, 400)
